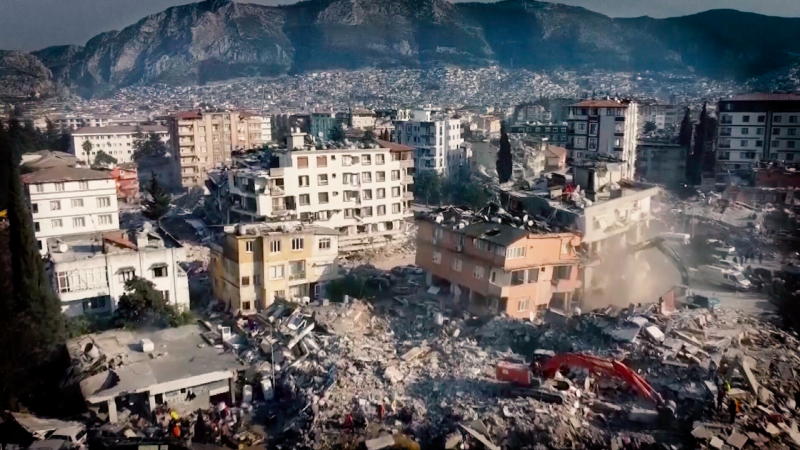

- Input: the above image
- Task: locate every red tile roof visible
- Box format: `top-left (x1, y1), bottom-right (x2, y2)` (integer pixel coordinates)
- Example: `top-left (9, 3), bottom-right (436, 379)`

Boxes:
top-left (374, 139), bottom-right (414, 151)
top-left (728, 93), bottom-right (800, 102)
top-left (21, 167), bottom-right (112, 184)
top-left (570, 100), bottom-right (628, 108)
top-left (172, 111), bottom-right (202, 119)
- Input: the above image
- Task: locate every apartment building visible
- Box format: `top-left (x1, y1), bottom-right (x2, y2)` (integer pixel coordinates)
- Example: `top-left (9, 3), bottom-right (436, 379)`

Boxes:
top-left (635, 141), bottom-right (687, 188)
top-left (209, 223), bottom-right (340, 313)
top-left (566, 100), bottom-right (639, 179)
top-left (416, 210), bottom-right (582, 318)
top-left (169, 111), bottom-right (273, 189)
top-left (509, 122), bottom-right (569, 145)
top-left (22, 167), bottom-right (120, 254)
top-left (72, 125), bottom-right (169, 164)
top-left (226, 135), bottom-right (415, 251)
top-left (311, 111), bottom-right (337, 140)
top-left (396, 110), bottom-right (465, 175)
top-left (350, 109), bottom-right (376, 130)
top-left (638, 104), bottom-right (679, 131)
top-left (717, 93), bottom-right (800, 170)
top-left (47, 227), bottom-right (190, 317)
top-left (515, 104), bottom-right (552, 124)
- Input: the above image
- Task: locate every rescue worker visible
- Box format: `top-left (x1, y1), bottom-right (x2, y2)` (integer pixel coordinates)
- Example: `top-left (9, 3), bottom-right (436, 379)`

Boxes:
top-left (728, 398), bottom-right (740, 423)
top-left (716, 384), bottom-right (726, 412)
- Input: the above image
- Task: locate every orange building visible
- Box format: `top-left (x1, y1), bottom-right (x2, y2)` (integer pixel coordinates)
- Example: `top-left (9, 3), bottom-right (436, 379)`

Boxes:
top-left (110, 163), bottom-right (140, 203)
top-left (416, 212), bottom-right (582, 318)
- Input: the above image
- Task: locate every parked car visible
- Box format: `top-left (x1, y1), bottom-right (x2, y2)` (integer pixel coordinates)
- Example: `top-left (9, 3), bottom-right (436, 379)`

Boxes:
top-left (46, 427), bottom-right (87, 450)
top-left (681, 294), bottom-right (721, 311)
top-left (713, 259), bottom-right (744, 273)
top-left (403, 265), bottom-right (424, 275)
top-left (695, 265), bottom-right (751, 291)
top-left (391, 266), bottom-right (406, 277)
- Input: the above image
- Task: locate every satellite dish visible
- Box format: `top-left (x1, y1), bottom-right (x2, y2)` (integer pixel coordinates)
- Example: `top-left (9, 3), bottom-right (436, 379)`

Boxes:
top-left (58, 243), bottom-right (69, 253)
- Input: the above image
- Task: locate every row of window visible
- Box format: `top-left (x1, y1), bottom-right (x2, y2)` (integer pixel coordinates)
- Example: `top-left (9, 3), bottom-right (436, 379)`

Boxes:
top-left (296, 153), bottom-right (400, 169)
top-left (32, 197), bottom-right (112, 214)
top-left (432, 251), bottom-right (573, 285)
top-left (31, 180), bottom-right (96, 193)
top-left (720, 152), bottom-right (796, 161)
top-left (239, 261), bottom-right (334, 286)
top-left (721, 113), bottom-right (800, 124)
top-left (244, 237), bottom-right (331, 253)
top-left (295, 170), bottom-right (405, 187)
top-left (34, 214), bottom-right (114, 232)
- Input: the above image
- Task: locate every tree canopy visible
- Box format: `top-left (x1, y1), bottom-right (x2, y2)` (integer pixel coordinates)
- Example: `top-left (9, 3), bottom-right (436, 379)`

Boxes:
top-left (132, 129), bottom-right (168, 161)
top-left (115, 277), bottom-right (191, 328)
top-left (496, 122), bottom-right (513, 183)
top-left (143, 173), bottom-right (171, 220)
top-left (329, 123), bottom-right (344, 142)
top-left (93, 150), bottom-right (117, 167)
top-left (643, 121), bottom-right (658, 133)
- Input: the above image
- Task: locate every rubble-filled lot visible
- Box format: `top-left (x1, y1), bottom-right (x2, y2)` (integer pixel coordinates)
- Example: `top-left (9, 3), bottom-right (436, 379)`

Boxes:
top-left (212, 287), bottom-right (800, 450)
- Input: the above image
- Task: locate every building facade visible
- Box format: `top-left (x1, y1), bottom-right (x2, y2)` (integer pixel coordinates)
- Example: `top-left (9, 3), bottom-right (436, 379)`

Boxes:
top-left (110, 163), bottom-right (140, 203)
top-left (226, 136), bottom-right (415, 251)
top-left (310, 111), bottom-right (337, 140)
top-left (72, 125), bottom-right (169, 164)
top-left (566, 100), bottom-right (639, 179)
top-left (515, 104), bottom-right (552, 124)
top-left (396, 110), bottom-right (465, 175)
top-left (169, 111), bottom-right (273, 189)
top-left (717, 93), bottom-right (800, 169)
top-left (210, 224), bottom-right (340, 313)
top-left (416, 213), bottom-right (582, 318)
top-left (22, 167), bottom-right (120, 254)
top-left (638, 104), bottom-right (679, 131)
top-left (48, 228), bottom-right (190, 317)
top-left (509, 122), bottom-right (569, 145)
top-left (635, 141), bottom-right (688, 188)
top-left (350, 109), bottom-right (376, 130)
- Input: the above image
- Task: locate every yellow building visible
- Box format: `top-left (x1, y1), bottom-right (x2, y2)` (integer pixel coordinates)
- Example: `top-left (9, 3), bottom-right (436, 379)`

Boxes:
top-left (210, 224), bottom-right (340, 314)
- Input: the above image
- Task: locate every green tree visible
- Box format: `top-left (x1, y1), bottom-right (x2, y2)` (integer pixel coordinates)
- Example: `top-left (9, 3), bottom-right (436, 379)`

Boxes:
top-left (81, 140), bottom-right (93, 162)
top-left (115, 277), bottom-right (191, 328)
top-left (143, 173), bottom-right (171, 220)
top-left (643, 121), bottom-right (658, 133)
top-left (413, 170), bottom-right (444, 205)
top-left (678, 107), bottom-right (692, 148)
top-left (44, 119), bottom-right (60, 150)
top-left (7, 118), bottom-right (35, 164)
top-left (363, 129), bottom-right (374, 141)
top-left (444, 166), bottom-right (490, 209)
top-left (146, 132), bottom-right (167, 156)
top-left (93, 150), bottom-right (117, 167)
top-left (496, 122), bottom-right (513, 183)
top-left (131, 126), bottom-right (146, 160)
top-left (0, 120), bottom-right (66, 410)
top-left (57, 131), bottom-right (72, 153)
top-left (329, 123), bottom-right (344, 142)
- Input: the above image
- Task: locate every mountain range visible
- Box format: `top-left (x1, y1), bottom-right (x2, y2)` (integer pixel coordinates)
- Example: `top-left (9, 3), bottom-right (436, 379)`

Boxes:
top-left (3, 0), bottom-right (800, 98)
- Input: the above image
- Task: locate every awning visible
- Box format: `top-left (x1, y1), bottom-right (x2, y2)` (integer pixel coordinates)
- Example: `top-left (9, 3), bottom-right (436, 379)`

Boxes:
top-left (149, 263), bottom-right (168, 270)
top-left (115, 266), bottom-right (136, 274)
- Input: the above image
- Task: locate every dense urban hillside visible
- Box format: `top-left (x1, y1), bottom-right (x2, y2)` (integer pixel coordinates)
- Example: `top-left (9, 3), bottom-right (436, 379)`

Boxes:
top-left (4, 0), bottom-right (800, 97)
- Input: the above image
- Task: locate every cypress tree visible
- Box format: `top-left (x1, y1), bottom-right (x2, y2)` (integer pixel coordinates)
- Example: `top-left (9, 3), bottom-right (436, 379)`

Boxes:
top-left (143, 173), bottom-right (171, 220)
top-left (0, 120), bottom-right (66, 410)
top-left (678, 107), bottom-right (692, 148)
top-left (496, 122), bottom-right (513, 183)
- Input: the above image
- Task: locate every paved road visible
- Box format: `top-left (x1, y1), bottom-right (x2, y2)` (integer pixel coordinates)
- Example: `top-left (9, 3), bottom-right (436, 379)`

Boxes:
top-left (691, 281), bottom-right (776, 316)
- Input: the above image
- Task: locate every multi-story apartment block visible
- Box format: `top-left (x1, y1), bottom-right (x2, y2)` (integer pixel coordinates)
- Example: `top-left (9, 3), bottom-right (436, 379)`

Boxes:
top-left (47, 227), bottom-right (190, 317)
top-left (72, 125), bottom-right (169, 164)
top-left (717, 93), bottom-right (800, 170)
top-left (209, 223), bottom-right (340, 314)
top-left (416, 210), bottom-right (582, 318)
top-left (396, 110), bottom-right (465, 175)
top-left (638, 104), bottom-right (679, 131)
top-left (515, 104), bottom-right (552, 125)
top-left (509, 122), bottom-right (569, 145)
top-left (169, 111), bottom-right (272, 189)
top-left (226, 134), bottom-right (414, 251)
top-left (350, 109), bottom-right (376, 130)
top-left (566, 100), bottom-right (639, 179)
top-left (635, 141), bottom-right (687, 188)
top-left (311, 111), bottom-right (337, 140)
top-left (22, 167), bottom-right (120, 254)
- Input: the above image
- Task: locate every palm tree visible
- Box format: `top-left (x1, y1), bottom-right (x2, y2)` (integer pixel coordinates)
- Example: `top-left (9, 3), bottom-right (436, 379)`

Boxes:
top-left (81, 140), bottom-right (93, 164)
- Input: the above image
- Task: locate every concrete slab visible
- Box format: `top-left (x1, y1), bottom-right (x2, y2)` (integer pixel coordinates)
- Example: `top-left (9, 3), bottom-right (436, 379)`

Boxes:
top-left (365, 434), bottom-right (395, 450)
top-left (726, 431), bottom-right (748, 449)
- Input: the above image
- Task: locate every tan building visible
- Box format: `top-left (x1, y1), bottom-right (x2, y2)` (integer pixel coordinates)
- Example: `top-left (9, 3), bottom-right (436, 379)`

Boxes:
top-left (169, 111), bottom-right (272, 189)
top-left (416, 210), bottom-right (582, 319)
top-left (210, 224), bottom-right (340, 314)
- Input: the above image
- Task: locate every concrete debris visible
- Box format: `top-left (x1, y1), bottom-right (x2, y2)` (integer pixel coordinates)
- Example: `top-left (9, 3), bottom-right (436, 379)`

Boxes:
top-left (365, 434), bottom-right (395, 450)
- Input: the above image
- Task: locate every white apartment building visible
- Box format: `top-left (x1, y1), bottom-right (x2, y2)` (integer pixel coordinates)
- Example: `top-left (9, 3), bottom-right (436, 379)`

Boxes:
top-left (638, 104), bottom-right (679, 131)
top-left (22, 167), bottom-right (120, 254)
top-left (47, 227), bottom-right (190, 317)
top-left (227, 135), bottom-right (415, 251)
top-left (717, 93), bottom-right (800, 170)
top-left (72, 125), bottom-right (170, 164)
top-left (350, 109), bottom-right (376, 130)
top-left (566, 100), bottom-right (639, 179)
top-left (169, 111), bottom-right (273, 189)
top-left (396, 110), bottom-right (465, 175)
top-left (516, 104), bottom-right (552, 124)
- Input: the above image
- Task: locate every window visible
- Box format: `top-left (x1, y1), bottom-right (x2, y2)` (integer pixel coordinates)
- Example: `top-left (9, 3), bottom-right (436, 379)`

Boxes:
top-left (97, 197), bottom-right (111, 207)
top-left (392, 203), bottom-right (401, 214)
top-left (517, 298), bottom-right (530, 312)
top-left (791, 128), bottom-right (797, 136)
top-left (376, 154), bottom-right (385, 165)
top-left (757, 128), bottom-right (764, 135)
top-left (789, 141), bottom-right (796, 149)
top-left (51, 219), bottom-right (62, 228)
top-left (376, 171), bottom-right (386, 182)
top-left (269, 265), bottom-right (285, 279)
top-left (241, 276), bottom-right (250, 286)
top-left (242, 301), bottom-right (251, 310)
top-left (299, 176), bottom-right (310, 187)
top-left (452, 259), bottom-right (462, 272)
top-left (71, 199), bottom-right (84, 208)
top-left (317, 156), bottom-right (327, 167)
top-left (319, 238), bottom-right (331, 250)
top-left (392, 187), bottom-right (401, 197)
top-left (153, 266), bottom-right (168, 277)
top-left (297, 157), bottom-right (309, 168)
top-left (773, 128), bottom-right (781, 135)
top-left (741, 128), bottom-right (749, 135)
top-left (31, 203), bottom-right (38, 214)
top-left (34, 222), bottom-right (40, 232)
top-left (588, 123), bottom-right (598, 135)
top-left (119, 269), bottom-right (135, 283)
top-left (772, 140), bottom-right (780, 148)
top-left (270, 239), bottom-right (281, 253)
top-left (245, 240), bottom-right (254, 253)
top-left (756, 140), bottom-right (764, 147)
top-left (73, 217), bottom-right (85, 228)
top-left (362, 172), bottom-right (372, 183)
top-left (34, 184), bottom-right (43, 193)
top-left (391, 170), bottom-right (400, 181)
top-left (83, 296), bottom-right (108, 312)
top-left (319, 192), bottom-right (329, 204)
top-left (742, 115), bottom-right (750, 123)
top-left (377, 188), bottom-right (386, 199)
top-left (361, 206), bottom-right (373, 217)
top-left (345, 208), bottom-right (354, 218)
top-left (473, 266), bottom-right (485, 279)
top-left (511, 270), bottom-right (525, 286)
top-left (362, 154), bottom-right (371, 165)
top-left (775, 116), bottom-right (783, 123)
top-left (554, 266), bottom-right (572, 280)
top-left (377, 205), bottom-right (386, 215)
top-left (299, 194), bottom-right (310, 206)
top-left (791, 116), bottom-right (798, 123)
top-left (740, 140), bottom-right (748, 147)
top-left (50, 200), bottom-right (61, 211)
top-left (758, 115), bottom-right (766, 123)
top-left (489, 270), bottom-right (497, 284)
top-left (289, 260), bottom-right (305, 279)
top-left (54, 182), bottom-right (65, 192)
top-left (527, 268), bottom-right (539, 283)
top-left (292, 238), bottom-right (304, 251)
top-left (362, 189), bottom-right (372, 200)
top-left (432, 251), bottom-right (442, 264)
top-left (316, 175), bottom-right (329, 187)
top-left (506, 247), bottom-right (526, 259)
top-left (78, 181), bottom-right (89, 190)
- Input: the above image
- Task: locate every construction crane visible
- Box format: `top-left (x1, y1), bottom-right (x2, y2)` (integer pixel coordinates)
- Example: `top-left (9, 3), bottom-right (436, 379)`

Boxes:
top-left (630, 237), bottom-right (690, 286)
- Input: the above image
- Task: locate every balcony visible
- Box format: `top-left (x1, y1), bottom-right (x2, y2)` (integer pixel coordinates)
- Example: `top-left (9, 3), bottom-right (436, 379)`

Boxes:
top-left (720, 131), bottom-right (732, 137)
top-left (400, 159), bottom-right (414, 169)
top-left (289, 272), bottom-right (306, 281)
top-left (551, 278), bottom-right (581, 293)
top-left (403, 191), bottom-right (413, 200)
top-left (269, 186), bottom-right (285, 196)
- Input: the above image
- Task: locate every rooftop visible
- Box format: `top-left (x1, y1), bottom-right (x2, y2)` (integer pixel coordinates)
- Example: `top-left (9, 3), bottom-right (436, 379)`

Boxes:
top-left (224, 222), bottom-right (340, 238)
top-left (417, 204), bottom-right (569, 237)
top-left (67, 324), bottom-right (243, 403)
top-left (570, 100), bottom-right (628, 108)
top-left (47, 228), bottom-right (182, 264)
top-left (544, 145), bottom-right (567, 158)
top-left (727, 93), bottom-right (800, 102)
top-left (22, 166), bottom-right (112, 184)
top-left (72, 125), bottom-right (167, 135)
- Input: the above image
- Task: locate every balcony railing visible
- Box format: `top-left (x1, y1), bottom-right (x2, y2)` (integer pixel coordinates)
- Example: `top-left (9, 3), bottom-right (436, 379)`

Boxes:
top-left (289, 272), bottom-right (306, 281)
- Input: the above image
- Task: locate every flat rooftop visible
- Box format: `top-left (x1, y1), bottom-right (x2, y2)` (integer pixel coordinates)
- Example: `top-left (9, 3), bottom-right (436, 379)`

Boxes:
top-left (501, 179), bottom-right (660, 214)
top-left (73, 125), bottom-right (167, 135)
top-left (47, 228), bottom-right (182, 264)
top-left (68, 324), bottom-right (243, 403)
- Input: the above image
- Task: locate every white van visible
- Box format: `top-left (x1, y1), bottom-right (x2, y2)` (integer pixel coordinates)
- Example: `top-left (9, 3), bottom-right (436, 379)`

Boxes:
top-left (658, 232), bottom-right (691, 245)
top-left (696, 265), bottom-right (751, 291)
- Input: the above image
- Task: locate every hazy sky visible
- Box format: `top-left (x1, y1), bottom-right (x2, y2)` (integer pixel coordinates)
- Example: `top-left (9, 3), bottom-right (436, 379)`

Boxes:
top-left (2, 0), bottom-right (800, 51)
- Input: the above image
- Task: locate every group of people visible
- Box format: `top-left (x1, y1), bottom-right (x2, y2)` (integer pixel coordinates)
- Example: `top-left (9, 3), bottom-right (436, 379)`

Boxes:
top-left (733, 250), bottom-right (762, 266)
top-left (150, 402), bottom-right (241, 447)
top-left (709, 362), bottom-right (740, 424)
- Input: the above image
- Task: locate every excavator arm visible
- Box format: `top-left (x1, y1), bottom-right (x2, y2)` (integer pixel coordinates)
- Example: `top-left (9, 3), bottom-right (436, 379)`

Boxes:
top-left (631, 237), bottom-right (690, 286)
